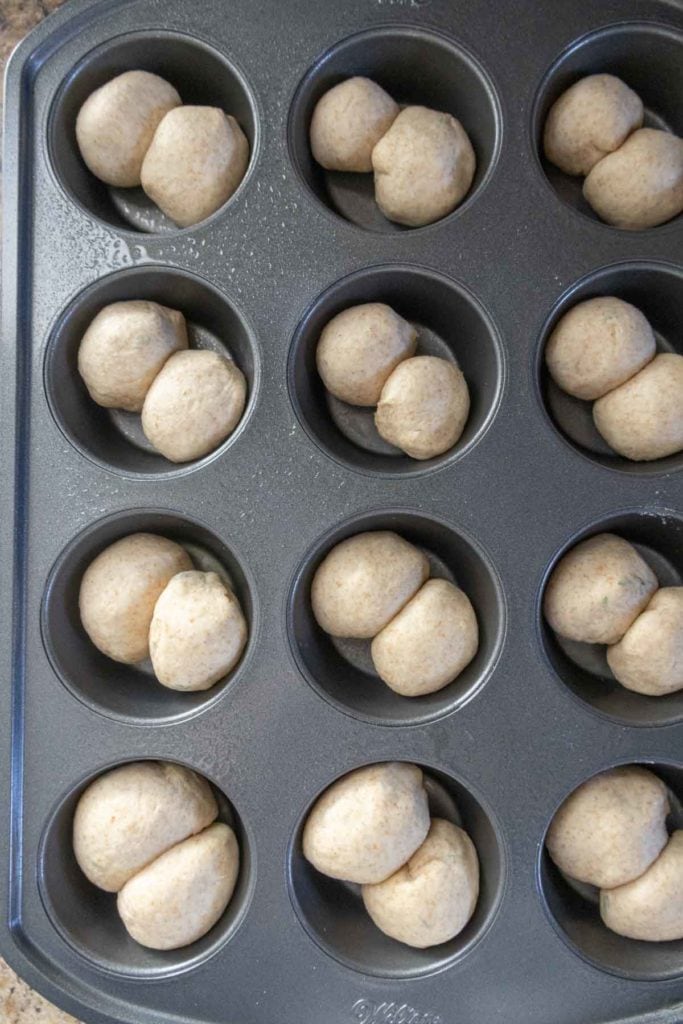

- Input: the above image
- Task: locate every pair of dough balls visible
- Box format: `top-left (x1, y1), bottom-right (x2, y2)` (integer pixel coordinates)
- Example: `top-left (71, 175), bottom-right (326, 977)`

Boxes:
top-left (544, 532), bottom-right (683, 697)
top-left (76, 70), bottom-right (249, 227)
top-left (79, 533), bottom-right (247, 692)
top-left (544, 73), bottom-right (683, 229)
top-left (546, 295), bottom-right (683, 461)
top-left (310, 77), bottom-right (475, 226)
top-left (303, 763), bottom-right (479, 948)
top-left (311, 531), bottom-right (478, 697)
top-left (316, 302), bottom-right (470, 460)
top-left (73, 762), bottom-right (239, 949)
top-left (546, 766), bottom-right (682, 942)
top-left (78, 299), bottom-right (247, 463)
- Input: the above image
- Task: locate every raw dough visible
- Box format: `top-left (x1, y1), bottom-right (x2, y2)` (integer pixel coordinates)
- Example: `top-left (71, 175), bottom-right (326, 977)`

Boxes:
top-left (77, 300), bottom-right (188, 412)
top-left (372, 106), bottom-right (476, 227)
top-left (545, 765), bottom-right (669, 888)
top-left (79, 533), bottom-right (192, 663)
top-left (607, 587), bottom-right (683, 696)
top-left (362, 818), bottom-right (479, 947)
top-left (302, 762), bottom-right (430, 884)
top-left (141, 106), bottom-right (249, 226)
top-left (600, 830), bottom-right (683, 941)
top-left (311, 531), bottom-right (429, 638)
top-left (545, 296), bottom-right (655, 401)
top-left (141, 349), bottom-right (247, 462)
top-left (543, 74), bottom-right (643, 176)
top-left (73, 761), bottom-right (217, 892)
top-left (150, 571), bottom-right (248, 691)
top-left (76, 70), bottom-right (181, 187)
top-left (375, 356), bottom-right (470, 460)
top-left (310, 77), bottom-right (399, 173)
top-left (543, 533), bottom-right (658, 645)
top-left (371, 579), bottom-right (479, 696)
top-left (583, 128), bottom-right (683, 229)
top-left (592, 353), bottom-right (683, 461)
top-left (316, 302), bottom-right (417, 406)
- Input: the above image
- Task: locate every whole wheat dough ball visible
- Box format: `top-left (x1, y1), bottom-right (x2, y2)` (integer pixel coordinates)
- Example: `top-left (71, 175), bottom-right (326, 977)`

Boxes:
top-left (141, 106), bottom-right (249, 227)
top-left (362, 819), bottom-right (479, 948)
top-left (371, 106), bottom-right (476, 227)
top-left (316, 302), bottom-right (417, 406)
top-left (73, 761), bottom-right (217, 892)
top-left (311, 531), bottom-right (429, 638)
top-left (77, 300), bottom-right (188, 412)
top-left (583, 128), bottom-right (683, 229)
top-left (371, 579), bottom-right (479, 697)
top-left (545, 296), bottom-right (656, 401)
top-left (543, 533), bottom-right (658, 645)
top-left (546, 766), bottom-right (669, 889)
top-left (79, 533), bottom-right (192, 663)
top-left (543, 74), bottom-right (643, 177)
top-left (600, 830), bottom-right (683, 942)
top-left (141, 349), bottom-right (247, 462)
top-left (310, 77), bottom-right (399, 173)
top-left (117, 822), bottom-right (239, 950)
top-left (375, 356), bottom-right (470, 460)
top-left (592, 353), bottom-right (683, 461)
top-left (606, 588), bottom-right (683, 696)
top-left (149, 571), bottom-right (247, 691)
top-left (302, 762), bottom-right (429, 884)
top-left (76, 70), bottom-right (181, 187)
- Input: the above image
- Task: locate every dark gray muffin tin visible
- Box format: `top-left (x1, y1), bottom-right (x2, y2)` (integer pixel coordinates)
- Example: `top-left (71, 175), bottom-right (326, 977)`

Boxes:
top-left (1, 0), bottom-right (682, 1022)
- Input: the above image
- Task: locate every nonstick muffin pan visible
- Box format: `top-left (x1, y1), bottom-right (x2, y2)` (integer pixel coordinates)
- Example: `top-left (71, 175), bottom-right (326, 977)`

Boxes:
top-left (1, 0), bottom-right (682, 1022)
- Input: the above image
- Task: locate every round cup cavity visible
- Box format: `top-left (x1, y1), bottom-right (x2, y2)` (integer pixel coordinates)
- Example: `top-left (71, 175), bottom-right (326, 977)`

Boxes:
top-left (39, 759), bottom-right (254, 977)
top-left (538, 760), bottom-right (683, 980)
top-left (531, 22), bottom-right (683, 230)
top-left (287, 510), bottom-right (505, 725)
top-left (44, 265), bottom-right (259, 477)
top-left (536, 262), bottom-right (683, 476)
top-left (41, 509), bottom-right (256, 724)
top-left (288, 27), bottom-right (501, 232)
top-left (287, 761), bottom-right (505, 977)
top-left (288, 265), bottom-right (503, 476)
top-left (49, 30), bottom-right (258, 233)
top-left (539, 510), bottom-right (683, 727)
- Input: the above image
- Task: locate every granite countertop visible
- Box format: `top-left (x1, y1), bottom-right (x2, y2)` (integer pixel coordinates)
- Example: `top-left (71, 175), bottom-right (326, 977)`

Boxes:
top-left (1, 3), bottom-right (82, 1022)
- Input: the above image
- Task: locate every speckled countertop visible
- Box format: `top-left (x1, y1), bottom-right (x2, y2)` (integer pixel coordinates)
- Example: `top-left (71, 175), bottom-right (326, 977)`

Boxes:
top-left (1, 2), bottom-right (82, 1021)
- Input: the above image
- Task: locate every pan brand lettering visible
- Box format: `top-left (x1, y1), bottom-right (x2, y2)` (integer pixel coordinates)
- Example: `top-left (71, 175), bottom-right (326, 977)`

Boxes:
top-left (352, 998), bottom-right (444, 1024)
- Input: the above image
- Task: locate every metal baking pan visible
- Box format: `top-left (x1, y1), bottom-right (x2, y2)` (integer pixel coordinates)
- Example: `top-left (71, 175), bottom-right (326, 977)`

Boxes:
top-left (1, 0), bottom-right (682, 1021)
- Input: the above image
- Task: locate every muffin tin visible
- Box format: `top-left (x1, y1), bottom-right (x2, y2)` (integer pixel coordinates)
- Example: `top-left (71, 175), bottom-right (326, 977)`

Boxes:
top-left (1, 0), bottom-right (682, 1022)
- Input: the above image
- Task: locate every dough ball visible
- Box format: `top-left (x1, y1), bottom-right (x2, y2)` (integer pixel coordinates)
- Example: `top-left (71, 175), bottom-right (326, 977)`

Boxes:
top-left (375, 356), bottom-right (470, 460)
top-left (583, 128), bottom-right (683, 230)
top-left (141, 106), bottom-right (249, 227)
top-left (79, 533), bottom-right (192, 664)
top-left (600, 830), bottom-right (683, 942)
top-left (141, 349), bottom-right (247, 463)
top-left (545, 296), bottom-right (656, 401)
top-left (311, 531), bottom-right (429, 639)
top-left (117, 822), bottom-right (239, 950)
top-left (371, 106), bottom-right (476, 227)
top-left (543, 74), bottom-right (643, 176)
top-left (606, 587), bottom-right (683, 696)
top-left (371, 579), bottom-right (479, 697)
top-left (543, 533), bottom-right (658, 645)
top-left (310, 77), bottom-right (399, 173)
top-left (73, 761), bottom-right (217, 892)
top-left (362, 819), bottom-right (479, 948)
top-left (302, 762), bottom-right (429, 884)
top-left (316, 302), bottom-right (417, 406)
top-left (149, 571), bottom-right (247, 692)
top-left (77, 300), bottom-right (188, 412)
top-left (76, 70), bottom-right (181, 187)
top-left (592, 353), bottom-right (683, 461)
top-left (546, 766), bottom-right (669, 888)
